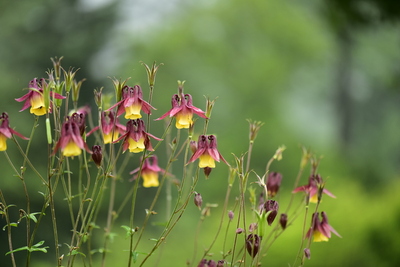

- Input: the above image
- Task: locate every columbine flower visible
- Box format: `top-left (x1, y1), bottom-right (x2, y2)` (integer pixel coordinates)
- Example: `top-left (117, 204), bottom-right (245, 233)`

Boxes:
top-left (115, 119), bottom-right (161, 153)
top-left (292, 174), bottom-right (335, 203)
top-left (15, 78), bottom-right (65, 116)
top-left (306, 212), bottom-right (341, 242)
top-left (266, 171), bottom-right (282, 198)
top-left (107, 85), bottom-right (155, 120)
top-left (53, 114), bottom-right (92, 157)
top-left (87, 111), bottom-right (126, 144)
top-left (156, 93), bottom-right (207, 129)
top-left (187, 135), bottom-right (227, 169)
top-left (129, 155), bottom-right (167, 187)
top-left (0, 112), bottom-right (29, 151)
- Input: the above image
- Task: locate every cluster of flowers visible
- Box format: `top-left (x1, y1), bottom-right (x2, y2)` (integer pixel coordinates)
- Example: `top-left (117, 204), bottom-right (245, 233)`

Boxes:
top-left (1, 76), bottom-right (227, 188)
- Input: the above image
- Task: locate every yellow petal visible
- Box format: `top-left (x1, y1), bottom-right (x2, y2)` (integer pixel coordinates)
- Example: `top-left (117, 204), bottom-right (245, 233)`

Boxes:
top-left (30, 95), bottom-right (47, 116)
top-left (142, 171), bottom-right (159, 187)
top-left (309, 194), bottom-right (319, 204)
top-left (313, 230), bottom-right (329, 242)
top-left (124, 103), bottom-right (142, 119)
top-left (128, 137), bottom-right (145, 153)
top-left (103, 131), bottom-right (119, 144)
top-left (0, 134), bottom-right (8, 151)
top-left (175, 113), bottom-right (193, 129)
top-left (199, 154), bottom-right (215, 168)
top-left (63, 141), bottom-right (82, 157)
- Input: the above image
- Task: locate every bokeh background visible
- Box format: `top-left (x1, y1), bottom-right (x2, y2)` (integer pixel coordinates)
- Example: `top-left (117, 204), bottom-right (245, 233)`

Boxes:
top-left (1, 0), bottom-right (400, 266)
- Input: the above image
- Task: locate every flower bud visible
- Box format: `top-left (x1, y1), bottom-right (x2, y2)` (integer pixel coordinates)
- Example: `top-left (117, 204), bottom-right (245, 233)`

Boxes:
top-left (194, 192), bottom-right (202, 210)
top-left (216, 260), bottom-right (225, 267)
top-left (264, 200), bottom-right (279, 226)
top-left (92, 145), bottom-right (102, 167)
top-left (280, 213), bottom-right (288, 229)
top-left (236, 228), bottom-right (244, 234)
top-left (228, 210), bottom-right (234, 221)
top-left (304, 248), bottom-right (311, 259)
top-left (246, 234), bottom-right (261, 258)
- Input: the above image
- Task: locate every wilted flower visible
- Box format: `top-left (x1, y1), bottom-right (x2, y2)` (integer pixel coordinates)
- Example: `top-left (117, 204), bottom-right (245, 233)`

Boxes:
top-left (53, 114), bottom-right (92, 157)
top-left (292, 174), bottom-right (335, 203)
top-left (87, 111), bottom-right (126, 144)
top-left (306, 212), bottom-right (341, 242)
top-left (246, 234), bottom-right (261, 258)
top-left (130, 155), bottom-right (167, 187)
top-left (115, 119), bottom-right (161, 153)
top-left (266, 172), bottom-right (282, 198)
top-left (107, 85), bottom-right (155, 120)
top-left (156, 93), bottom-right (207, 129)
top-left (263, 200), bottom-right (279, 226)
top-left (187, 135), bottom-right (228, 170)
top-left (15, 78), bottom-right (65, 116)
top-left (0, 112), bottom-right (29, 151)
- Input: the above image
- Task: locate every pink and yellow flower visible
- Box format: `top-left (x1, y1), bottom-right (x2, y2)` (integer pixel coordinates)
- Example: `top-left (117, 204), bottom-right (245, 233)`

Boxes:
top-left (53, 113), bottom-right (92, 157)
top-left (292, 174), bottom-right (335, 203)
top-left (187, 135), bottom-right (227, 169)
top-left (15, 78), bottom-right (65, 116)
top-left (0, 112), bottom-right (29, 151)
top-left (107, 85), bottom-right (155, 120)
top-left (130, 155), bottom-right (167, 187)
top-left (87, 111), bottom-right (126, 144)
top-left (156, 93), bottom-right (207, 129)
top-left (114, 119), bottom-right (161, 153)
top-left (306, 212), bottom-right (341, 242)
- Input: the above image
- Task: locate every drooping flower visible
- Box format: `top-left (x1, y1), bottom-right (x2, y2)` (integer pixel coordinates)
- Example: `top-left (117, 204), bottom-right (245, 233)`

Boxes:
top-left (292, 174), bottom-right (335, 203)
top-left (15, 78), bottom-right (65, 116)
top-left (53, 114), bottom-right (92, 157)
top-left (156, 93), bottom-right (207, 129)
top-left (107, 85), bottom-right (155, 120)
top-left (187, 135), bottom-right (228, 169)
top-left (87, 111), bottom-right (126, 144)
top-left (306, 212), bottom-right (341, 242)
top-left (129, 155), bottom-right (167, 187)
top-left (0, 112), bottom-right (29, 151)
top-left (115, 119), bottom-right (161, 153)
top-left (266, 171), bottom-right (282, 198)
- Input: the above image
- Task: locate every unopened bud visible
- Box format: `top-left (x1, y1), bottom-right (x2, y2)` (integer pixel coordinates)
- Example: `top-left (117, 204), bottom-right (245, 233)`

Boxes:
top-left (236, 228), bottom-right (244, 234)
top-left (194, 192), bottom-right (202, 210)
top-left (246, 234), bottom-right (261, 258)
top-left (92, 145), bottom-right (102, 167)
top-left (304, 248), bottom-right (311, 259)
top-left (264, 200), bottom-right (279, 226)
top-left (228, 210), bottom-right (234, 221)
top-left (280, 213), bottom-right (288, 229)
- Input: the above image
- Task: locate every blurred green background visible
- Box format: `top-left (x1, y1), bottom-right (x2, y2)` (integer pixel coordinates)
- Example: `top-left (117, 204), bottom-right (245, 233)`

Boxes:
top-left (1, 0), bottom-right (400, 266)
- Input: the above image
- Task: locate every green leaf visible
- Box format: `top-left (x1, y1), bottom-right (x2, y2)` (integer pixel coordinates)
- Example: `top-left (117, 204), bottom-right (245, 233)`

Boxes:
top-left (5, 241), bottom-right (48, 255)
top-left (2, 222), bottom-right (18, 231)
